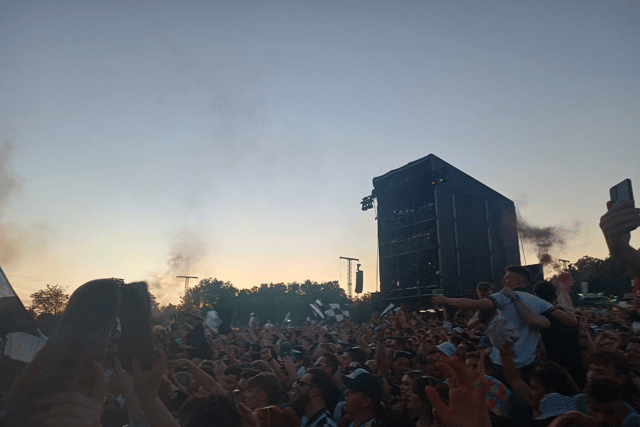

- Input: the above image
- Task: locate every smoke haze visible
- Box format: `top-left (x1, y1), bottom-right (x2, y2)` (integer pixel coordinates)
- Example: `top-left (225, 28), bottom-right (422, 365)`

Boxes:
top-left (517, 214), bottom-right (579, 271)
top-left (148, 229), bottom-right (207, 305)
top-left (0, 142), bottom-right (54, 270)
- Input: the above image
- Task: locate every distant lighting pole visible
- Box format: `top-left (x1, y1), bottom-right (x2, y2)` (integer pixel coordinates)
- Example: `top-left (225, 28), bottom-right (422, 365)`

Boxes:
top-left (177, 276), bottom-right (198, 295)
top-left (340, 257), bottom-right (359, 298)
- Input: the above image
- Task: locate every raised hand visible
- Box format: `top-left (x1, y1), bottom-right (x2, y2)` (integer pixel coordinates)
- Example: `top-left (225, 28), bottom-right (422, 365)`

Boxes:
top-left (426, 356), bottom-right (491, 427)
top-left (600, 201), bottom-right (640, 276)
top-left (131, 348), bottom-right (168, 405)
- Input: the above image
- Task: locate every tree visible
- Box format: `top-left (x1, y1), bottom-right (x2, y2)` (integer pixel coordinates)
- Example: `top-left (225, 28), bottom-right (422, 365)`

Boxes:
top-left (570, 255), bottom-right (634, 297)
top-left (180, 278), bottom-right (238, 313)
top-left (29, 284), bottom-right (70, 317)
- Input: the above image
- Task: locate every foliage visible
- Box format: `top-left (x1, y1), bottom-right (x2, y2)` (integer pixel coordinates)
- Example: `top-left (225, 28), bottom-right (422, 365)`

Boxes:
top-left (568, 255), bottom-right (634, 297)
top-left (175, 278), bottom-right (350, 326)
top-left (25, 278), bottom-right (368, 327)
top-left (180, 278), bottom-right (238, 312)
top-left (28, 284), bottom-right (70, 317)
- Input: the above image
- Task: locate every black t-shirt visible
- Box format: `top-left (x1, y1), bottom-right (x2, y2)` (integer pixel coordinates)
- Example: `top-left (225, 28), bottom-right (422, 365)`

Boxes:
top-left (540, 311), bottom-right (585, 387)
top-left (187, 322), bottom-right (212, 360)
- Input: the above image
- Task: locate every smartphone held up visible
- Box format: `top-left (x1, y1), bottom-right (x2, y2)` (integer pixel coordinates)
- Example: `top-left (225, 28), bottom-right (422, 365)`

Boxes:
top-left (610, 179), bottom-right (634, 208)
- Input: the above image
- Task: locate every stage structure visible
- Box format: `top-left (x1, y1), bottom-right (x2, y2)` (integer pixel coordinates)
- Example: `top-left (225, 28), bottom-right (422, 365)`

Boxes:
top-left (366, 154), bottom-right (520, 305)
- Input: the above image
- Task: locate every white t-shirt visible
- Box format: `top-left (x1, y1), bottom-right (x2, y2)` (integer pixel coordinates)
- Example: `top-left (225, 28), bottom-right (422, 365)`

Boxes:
top-left (488, 290), bottom-right (555, 368)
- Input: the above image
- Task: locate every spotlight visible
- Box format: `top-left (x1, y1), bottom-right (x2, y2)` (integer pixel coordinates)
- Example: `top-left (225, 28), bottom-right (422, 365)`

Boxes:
top-left (360, 194), bottom-right (375, 211)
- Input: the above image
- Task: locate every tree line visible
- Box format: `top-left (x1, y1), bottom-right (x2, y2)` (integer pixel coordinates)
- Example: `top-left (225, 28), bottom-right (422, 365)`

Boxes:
top-left (26, 278), bottom-right (373, 334)
top-left (25, 253), bottom-right (637, 334)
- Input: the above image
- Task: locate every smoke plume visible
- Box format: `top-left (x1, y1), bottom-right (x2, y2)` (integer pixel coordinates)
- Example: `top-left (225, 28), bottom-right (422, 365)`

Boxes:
top-left (0, 141), bottom-right (53, 267)
top-left (517, 215), bottom-right (578, 272)
top-left (148, 229), bottom-right (207, 305)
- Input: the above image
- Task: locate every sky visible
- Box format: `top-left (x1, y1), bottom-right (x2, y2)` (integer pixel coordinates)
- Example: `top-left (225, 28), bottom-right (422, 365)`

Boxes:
top-left (1, 0), bottom-right (639, 306)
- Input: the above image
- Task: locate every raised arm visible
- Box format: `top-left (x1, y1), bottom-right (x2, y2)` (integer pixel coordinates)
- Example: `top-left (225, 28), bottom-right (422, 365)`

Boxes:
top-left (466, 311), bottom-right (481, 329)
top-left (600, 200), bottom-right (640, 277)
top-left (348, 322), bottom-right (372, 358)
top-left (168, 359), bottom-right (226, 396)
top-left (375, 324), bottom-right (390, 375)
top-left (432, 295), bottom-right (495, 311)
top-left (550, 305), bottom-right (577, 326)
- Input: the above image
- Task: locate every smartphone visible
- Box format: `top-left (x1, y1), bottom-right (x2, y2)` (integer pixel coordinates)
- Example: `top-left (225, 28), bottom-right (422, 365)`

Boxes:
top-left (610, 179), bottom-right (634, 207)
top-left (118, 282), bottom-right (156, 374)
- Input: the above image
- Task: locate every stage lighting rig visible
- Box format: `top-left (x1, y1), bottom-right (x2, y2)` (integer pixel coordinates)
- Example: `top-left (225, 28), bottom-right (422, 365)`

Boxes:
top-left (361, 192), bottom-right (376, 211)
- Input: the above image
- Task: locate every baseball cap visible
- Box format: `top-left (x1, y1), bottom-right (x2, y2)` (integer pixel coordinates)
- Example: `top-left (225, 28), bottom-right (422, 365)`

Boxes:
top-left (342, 368), bottom-right (384, 404)
top-left (436, 342), bottom-right (456, 357)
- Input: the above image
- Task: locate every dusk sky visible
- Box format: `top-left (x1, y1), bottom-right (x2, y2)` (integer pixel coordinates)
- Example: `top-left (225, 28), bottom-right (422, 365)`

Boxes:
top-left (1, 0), bottom-right (638, 306)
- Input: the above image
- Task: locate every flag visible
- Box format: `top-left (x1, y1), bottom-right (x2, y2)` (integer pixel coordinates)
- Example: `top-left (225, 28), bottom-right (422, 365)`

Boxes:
top-left (315, 299), bottom-right (323, 307)
top-left (379, 303), bottom-right (395, 318)
top-left (0, 266), bottom-right (47, 391)
top-left (324, 303), bottom-right (350, 322)
top-left (283, 312), bottom-right (291, 324)
top-left (3, 332), bottom-right (46, 364)
top-left (249, 312), bottom-right (257, 326)
top-left (0, 266), bottom-right (40, 337)
top-left (309, 303), bottom-right (325, 319)
top-left (205, 310), bottom-right (223, 332)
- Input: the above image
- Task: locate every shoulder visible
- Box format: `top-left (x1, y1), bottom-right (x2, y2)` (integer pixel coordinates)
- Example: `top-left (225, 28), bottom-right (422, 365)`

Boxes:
top-left (519, 292), bottom-right (555, 313)
top-left (623, 402), bottom-right (640, 423)
top-left (571, 393), bottom-right (589, 413)
top-left (489, 292), bottom-right (508, 308)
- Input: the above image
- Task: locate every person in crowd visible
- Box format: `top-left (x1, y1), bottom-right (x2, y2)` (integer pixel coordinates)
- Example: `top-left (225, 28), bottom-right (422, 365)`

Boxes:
top-left (499, 342), bottom-right (580, 426)
top-left (342, 368), bottom-right (385, 427)
top-left (467, 282), bottom-right (495, 329)
top-left (533, 280), bottom-right (585, 388)
top-left (405, 375), bottom-right (438, 427)
top-left (625, 338), bottom-right (640, 377)
top-left (221, 364), bottom-right (242, 393)
top-left (291, 369), bottom-right (340, 427)
top-left (182, 309), bottom-right (213, 361)
top-left (340, 347), bottom-right (367, 372)
top-left (433, 267), bottom-right (557, 427)
top-left (578, 379), bottom-right (640, 427)
top-left (242, 372), bottom-right (282, 411)
top-left (433, 267), bottom-right (556, 378)
top-left (313, 353), bottom-right (340, 379)
top-left (586, 351), bottom-right (640, 411)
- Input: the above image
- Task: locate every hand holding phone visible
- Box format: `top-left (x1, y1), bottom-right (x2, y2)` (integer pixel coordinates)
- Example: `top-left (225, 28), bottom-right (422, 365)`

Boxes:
top-left (600, 181), bottom-right (640, 276)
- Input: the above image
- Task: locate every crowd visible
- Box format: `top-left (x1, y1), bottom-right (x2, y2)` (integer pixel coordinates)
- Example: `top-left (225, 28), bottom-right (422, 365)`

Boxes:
top-left (1, 203), bottom-right (640, 427)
